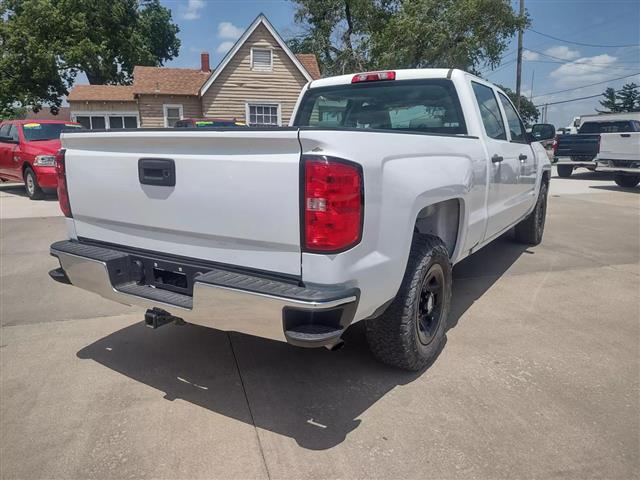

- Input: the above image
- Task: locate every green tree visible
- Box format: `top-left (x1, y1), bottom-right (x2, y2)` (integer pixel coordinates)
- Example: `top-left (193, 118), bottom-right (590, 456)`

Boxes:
top-left (598, 87), bottom-right (621, 113)
top-left (287, 0), bottom-right (527, 76)
top-left (496, 85), bottom-right (539, 126)
top-left (615, 83), bottom-right (640, 112)
top-left (0, 0), bottom-right (180, 116)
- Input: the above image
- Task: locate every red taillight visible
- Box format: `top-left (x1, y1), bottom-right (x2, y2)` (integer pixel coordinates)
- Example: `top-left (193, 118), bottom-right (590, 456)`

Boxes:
top-left (303, 156), bottom-right (363, 253)
top-left (55, 149), bottom-right (72, 218)
top-left (552, 136), bottom-right (558, 155)
top-left (351, 71), bottom-right (396, 83)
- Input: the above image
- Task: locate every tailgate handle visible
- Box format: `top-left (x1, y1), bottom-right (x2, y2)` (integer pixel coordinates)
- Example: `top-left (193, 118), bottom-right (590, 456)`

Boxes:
top-left (620, 133), bottom-right (631, 138)
top-left (138, 158), bottom-right (175, 186)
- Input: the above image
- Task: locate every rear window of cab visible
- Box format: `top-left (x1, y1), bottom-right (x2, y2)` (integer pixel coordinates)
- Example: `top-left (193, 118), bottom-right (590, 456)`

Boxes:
top-left (293, 79), bottom-right (468, 136)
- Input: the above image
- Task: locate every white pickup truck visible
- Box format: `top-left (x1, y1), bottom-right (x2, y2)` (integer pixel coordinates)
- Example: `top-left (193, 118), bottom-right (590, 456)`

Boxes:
top-left (596, 126), bottom-right (640, 188)
top-left (49, 69), bottom-right (554, 371)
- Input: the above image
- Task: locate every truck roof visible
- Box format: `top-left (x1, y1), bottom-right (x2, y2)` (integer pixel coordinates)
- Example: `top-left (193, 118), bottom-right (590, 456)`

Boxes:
top-left (308, 68), bottom-right (464, 89)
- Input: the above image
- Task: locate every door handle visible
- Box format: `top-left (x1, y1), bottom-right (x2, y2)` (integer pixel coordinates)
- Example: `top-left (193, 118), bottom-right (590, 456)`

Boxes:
top-left (519, 154), bottom-right (528, 161)
top-left (138, 158), bottom-right (176, 186)
top-left (491, 154), bottom-right (503, 163)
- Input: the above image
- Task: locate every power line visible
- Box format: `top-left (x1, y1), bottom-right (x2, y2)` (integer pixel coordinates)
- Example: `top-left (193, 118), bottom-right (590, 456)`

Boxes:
top-left (526, 48), bottom-right (640, 67)
top-left (479, 14), bottom-right (635, 79)
top-left (532, 72), bottom-right (640, 99)
top-left (528, 28), bottom-right (639, 48)
top-left (534, 89), bottom-right (625, 107)
top-left (483, 59), bottom-right (517, 77)
top-left (524, 60), bottom-right (639, 71)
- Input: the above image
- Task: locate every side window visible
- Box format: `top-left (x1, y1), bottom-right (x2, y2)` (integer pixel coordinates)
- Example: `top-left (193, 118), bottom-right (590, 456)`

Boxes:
top-left (8, 124), bottom-right (19, 142)
top-left (498, 92), bottom-right (526, 143)
top-left (472, 82), bottom-right (506, 140)
top-left (0, 123), bottom-right (11, 139)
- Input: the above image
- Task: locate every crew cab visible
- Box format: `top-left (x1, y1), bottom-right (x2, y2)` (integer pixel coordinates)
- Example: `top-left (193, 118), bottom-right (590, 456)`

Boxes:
top-left (49, 69), bottom-right (554, 371)
top-left (554, 118), bottom-right (640, 178)
top-left (0, 119), bottom-right (83, 199)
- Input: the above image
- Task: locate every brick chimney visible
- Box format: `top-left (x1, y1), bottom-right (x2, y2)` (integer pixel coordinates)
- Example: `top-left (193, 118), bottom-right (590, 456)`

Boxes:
top-left (200, 52), bottom-right (210, 72)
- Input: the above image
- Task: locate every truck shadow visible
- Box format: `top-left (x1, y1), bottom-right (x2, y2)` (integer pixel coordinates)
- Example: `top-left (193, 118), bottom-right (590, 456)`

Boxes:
top-left (0, 182), bottom-right (57, 200)
top-left (76, 233), bottom-right (527, 450)
top-left (589, 185), bottom-right (640, 194)
top-left (553, 170), bottom-right (613, 181)
top-left (448, 233), bottom-right (531, 330)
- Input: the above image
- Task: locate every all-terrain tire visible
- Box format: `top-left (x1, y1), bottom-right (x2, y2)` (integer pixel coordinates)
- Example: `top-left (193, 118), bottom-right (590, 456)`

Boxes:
top-left (556, 164), bottom-right (573, 178)
top-left (515, 180), bottom-right (548, 245)
top-left (614, 174), bottom-right (640, 188)
top-left (24, 167), bottom-right (44, 200)
top-left (365, 234), bottom-right (452, 371)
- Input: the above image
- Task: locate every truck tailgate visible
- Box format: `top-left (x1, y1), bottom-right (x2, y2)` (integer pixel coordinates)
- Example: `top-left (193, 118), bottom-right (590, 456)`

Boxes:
top-left (62, 129), bottom-right (302, 276)
top-left (555, 134), bottom-right (600, 158)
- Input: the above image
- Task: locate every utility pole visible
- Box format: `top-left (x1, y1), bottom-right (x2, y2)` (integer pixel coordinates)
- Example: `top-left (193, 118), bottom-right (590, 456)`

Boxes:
top-left (516, 0), bottom-right (525, 111)
top-left (530, 70), bottom-right (535, 101)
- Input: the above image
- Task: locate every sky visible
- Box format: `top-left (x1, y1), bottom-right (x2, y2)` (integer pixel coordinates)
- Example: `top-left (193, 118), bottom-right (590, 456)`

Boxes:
top-left (160, 0), bottom-right (640, 128)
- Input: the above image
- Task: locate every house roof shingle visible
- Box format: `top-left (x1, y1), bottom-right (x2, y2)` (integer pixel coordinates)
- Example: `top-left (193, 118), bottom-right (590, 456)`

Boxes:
top-left (25, 107), bottom-right (71, 121)
top-left (67, 85), bottom-right (135, 102)
top-left (295, 54), bottom-right (321, 80)
top-left (132, 66), bottom-right (211, 96)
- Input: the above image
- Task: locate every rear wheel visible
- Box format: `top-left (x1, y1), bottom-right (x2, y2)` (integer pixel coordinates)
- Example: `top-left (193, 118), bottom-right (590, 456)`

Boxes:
top-left (366, 234), bottom-right (451, 371)
top-left (614, 174), bottom-right (640, 188)
top-left (557, 164), bottom-right (573, 178)
top-left (24, 167), bottom-right (44, 200)
top-left (515, 181), bottom-right (548, 245)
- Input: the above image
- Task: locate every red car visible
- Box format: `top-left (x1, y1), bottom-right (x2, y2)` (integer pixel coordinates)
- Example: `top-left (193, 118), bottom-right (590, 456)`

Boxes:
top-left (0, 119), bottom-right (83, 199)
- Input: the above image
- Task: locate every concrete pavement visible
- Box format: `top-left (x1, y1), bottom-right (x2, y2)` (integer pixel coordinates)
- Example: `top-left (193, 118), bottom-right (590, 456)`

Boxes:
top-left (1, 172), bottom-right (638, 479)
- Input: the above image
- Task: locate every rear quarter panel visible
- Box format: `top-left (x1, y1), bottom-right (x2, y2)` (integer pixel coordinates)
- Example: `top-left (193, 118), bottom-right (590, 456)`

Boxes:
top-left (298, 129), bottom-right (487, 321)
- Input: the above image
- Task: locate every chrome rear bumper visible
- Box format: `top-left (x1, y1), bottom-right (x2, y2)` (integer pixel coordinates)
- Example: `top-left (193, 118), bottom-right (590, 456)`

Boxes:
top-left (596, 166), bottom-right (640, 174)
top-left (50, 241), bottom-right (358, 347)
top-left (596, 160), bottom-right (640, 174)
top-left (554, 159), bottom-right (597, 168)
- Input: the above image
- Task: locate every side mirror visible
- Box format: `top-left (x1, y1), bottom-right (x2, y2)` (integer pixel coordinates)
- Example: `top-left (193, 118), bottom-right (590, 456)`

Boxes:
top-left (530, 123), bottom-right (556, 142)
top-left (0, 135), bottom-right (18, 144)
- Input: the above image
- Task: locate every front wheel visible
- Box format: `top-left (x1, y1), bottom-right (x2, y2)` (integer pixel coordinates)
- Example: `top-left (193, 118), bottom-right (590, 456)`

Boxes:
top-left (556, 164), bottom-right (573, 178)
top-left (24, 167), bottom-right (44, 200)
top-left (366, 234), bottom-right (452, 371)
top-left (614, 174), bottom-right (640, 188)
top-left (515, 181), bottom-right (548, 245)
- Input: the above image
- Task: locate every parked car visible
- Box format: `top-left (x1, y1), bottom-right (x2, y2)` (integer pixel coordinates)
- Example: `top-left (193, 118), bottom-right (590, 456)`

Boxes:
top-left (595, 130), bottom-right (640, 187)
top-left (49, 69), bottom-right (555, 371)
top-left (0, 119), bottom-right (83, 199)
top-left (554, 118), bottom-right (640, 177)
top-left (174, 118), bottom-right (248, 128)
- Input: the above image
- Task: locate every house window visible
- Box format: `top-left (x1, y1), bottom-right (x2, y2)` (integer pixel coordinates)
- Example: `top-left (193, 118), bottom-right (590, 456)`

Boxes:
top-left (76, 116), bottom-right (104, 130)
top-left (163, 104), bottom-right (183, 127)
top-left (75, 114), bottom-right (138, 130)
top-left (108, 116), bottom-right (138, 129)
top-left (247, 103), bottom-right (280, 126)
top-left (251, 48), bottom-right (272, 71)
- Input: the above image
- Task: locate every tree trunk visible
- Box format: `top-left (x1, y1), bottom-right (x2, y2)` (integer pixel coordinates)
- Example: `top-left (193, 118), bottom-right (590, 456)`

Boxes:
top-left (342, 0), bottom-right (355, 73)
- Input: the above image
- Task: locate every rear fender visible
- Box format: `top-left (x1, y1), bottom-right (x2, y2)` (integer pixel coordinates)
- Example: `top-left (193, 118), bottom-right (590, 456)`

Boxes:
top-left (298, 128), bottom-right (483, 321)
